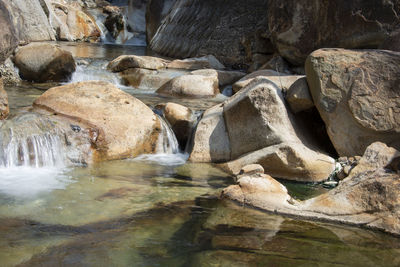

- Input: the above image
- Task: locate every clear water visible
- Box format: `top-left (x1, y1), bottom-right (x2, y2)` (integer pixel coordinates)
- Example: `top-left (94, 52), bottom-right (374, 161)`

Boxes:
top-left (1, 42), bottom-right (400, 267)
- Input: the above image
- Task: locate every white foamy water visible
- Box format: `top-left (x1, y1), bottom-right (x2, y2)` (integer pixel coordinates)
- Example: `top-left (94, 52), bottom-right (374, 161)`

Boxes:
top-left (0, 167), bottom-right (73, 198)
top-left (69, 62), bottom-right (122, 85)
top-left (133, 153), bottom-right (188, 166)
top-left (156, 115), bottom-right (180, 154)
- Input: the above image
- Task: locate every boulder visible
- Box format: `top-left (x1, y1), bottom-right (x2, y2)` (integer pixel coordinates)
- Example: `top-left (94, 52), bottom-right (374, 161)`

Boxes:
top-left (0, 78), bottom-right (9, 120)
top-left (149, 0), bottom-right (272, 67)
top-left (191, 78), bottom-right (335, 182)
top-left (156, 74), bottom-right (219, 97)
top-left (145, 0), bottom-right (176, 42)
top-left (268, 0), bottom-right (400, 65)
top-left (33, 81), bottom-right (161, 161)
top-left (0, 58), bottom-right (21, 85)
top-left (4, 0), bottom-right (56, 42)
top-left (238, 164), bottom-right (264, 176)
top-left (222, 142), bottom-right (400, 235)
top-left (306, 49), bottom-right (400, 156)
top-left (119, 68), bottom-right (187, 89)
top-left (50, 2), bottom-right (101, 42)
top-left (190, 69), bottom-right (245, 87)
top-left (0, 1), bottom-right (18, 64)
top-left (13, 43), bottom-right (76, 83)
top-left (167, 55), bottom-right (225, 70)
top-left (108, 55), bottom-right (170, 72)
top-left (163, 102), bottom-right (193, 146)
top-left (285, 77), bottom-right (314, 113)
top-left (103, 5), bottom-right (124, 39)
top-left (259, 55), bottom-right (291, 74)
top-left (232, 70), bottom-right (303, 93)
top-left (189, 104), bottom-right (231, 163)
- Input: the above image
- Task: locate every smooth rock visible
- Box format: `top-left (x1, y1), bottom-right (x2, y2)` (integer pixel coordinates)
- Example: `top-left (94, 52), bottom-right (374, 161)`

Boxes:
top-left (13, 43), bottom-right (76, 83)
top-left (189, 104), bottom-right (231, 163)
top-left (108, 55), bottom-right (170, 72)
top-left (222, 142), bottom-right (400, 235)
top-left (268, 0), bottom-right (400, 65)
top-left (0, 1), bottom-right (18, 64)
top-left (190, 69), bottom-right (245, 87)
top-left (163, 102), bottom-right (193, 146)
top-left (238, 164), bottom-right (264, 176)
top-left (33, 81), bottom-right (161, 162)
top-left (285, 77), bottom-right (314, 113)
top-left (156, 74), bottom-right (219, 97)
top-left (0, 77), bottom-right (9, 120)
top-left (119, 68), bottom-right (187, 89)
top-left (145, 0), bottom-right (176, 42)
top-left (232, 70), bottom-right (302, 93)
top-left (306, 49), bottom-right (400, 156)
top-left (167, 55), bottom-right (225, 70)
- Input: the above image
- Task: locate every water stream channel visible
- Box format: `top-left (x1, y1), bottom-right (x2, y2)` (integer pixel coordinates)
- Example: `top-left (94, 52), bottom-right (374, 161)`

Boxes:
top-left (1, 42), bottom-right (400, 266)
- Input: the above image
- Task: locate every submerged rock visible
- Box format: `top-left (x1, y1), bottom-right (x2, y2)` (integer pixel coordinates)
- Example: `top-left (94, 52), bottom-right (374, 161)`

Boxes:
top-left (306, 49), bottom-right (400, 156)
top-left (13, 43), bottom-right (76, 83)
top-left (33, 81), bottom-right (161, 162)
top-left (108, 55), bottom-right (170, 72)
top-left (223, 142), bottom-right (400, 235)
top-left (0, 77), bottom-right (9, 120)
top-left (190, 78), bottom-right (335, 182)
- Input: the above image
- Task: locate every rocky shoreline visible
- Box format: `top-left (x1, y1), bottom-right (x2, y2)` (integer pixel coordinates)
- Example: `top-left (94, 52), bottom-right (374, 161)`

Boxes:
top-left (0, 0), bottom-right (399, 236)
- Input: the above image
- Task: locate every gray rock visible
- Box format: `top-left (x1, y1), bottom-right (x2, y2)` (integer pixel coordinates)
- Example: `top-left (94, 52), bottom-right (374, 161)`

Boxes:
top-left (285, 77), bottom-right (314, 113)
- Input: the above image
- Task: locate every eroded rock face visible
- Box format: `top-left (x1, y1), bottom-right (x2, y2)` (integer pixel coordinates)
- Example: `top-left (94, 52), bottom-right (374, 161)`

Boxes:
top-left (0, 77), bottom-right (9, 120)
top-left (268, 0), bottom-right (400, 65)
top-left (306, 49), bottom-right (400, 156)
top-left (14, 43), bottom-right (76, 83)
top-left (145, 0), bottom-right (176, 42)
top-left (190, 78), bottom-right (335, 182)
top-left (0, 1), bottom-right (18, 64)
top-left (222, 142), bottom-right (400, 235)
top-left (33, 81), bottom-right (161, 162)
top-left (4, 0), bottom-right (56, 42)
top-left (149, 0), bottom-right (272, 68)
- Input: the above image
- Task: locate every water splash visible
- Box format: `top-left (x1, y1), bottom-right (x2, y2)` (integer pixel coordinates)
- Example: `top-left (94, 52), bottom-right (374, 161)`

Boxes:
top-left (69, 60), bottom-right (123, 86)
top-left (156, 115), bottom-right (179, 154)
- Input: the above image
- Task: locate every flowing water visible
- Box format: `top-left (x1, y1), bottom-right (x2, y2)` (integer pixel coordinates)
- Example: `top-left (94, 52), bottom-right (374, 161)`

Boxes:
top-left (1, 42), bottom-right (400, 267)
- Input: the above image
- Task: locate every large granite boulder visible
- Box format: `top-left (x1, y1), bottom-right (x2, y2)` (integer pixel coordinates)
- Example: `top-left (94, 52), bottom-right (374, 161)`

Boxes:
top-left (190, 78), bottom-right (335, 182)
top-left (268, 0), bottom-right (400, 65)
top-left (4, 0), bottom-right (55, 42)
top-left (149, 0), bottom-right (272, 68)
top-left (33, 81), bottom-right (162, 162)
top-left (306, 49), bottom-right (400, 156)
top-left (222, 142), bottom-right (400, 236)
top-left (13, 43), bottom-right (76, 83)
top-left (0, 1), bottom-right (18, 64)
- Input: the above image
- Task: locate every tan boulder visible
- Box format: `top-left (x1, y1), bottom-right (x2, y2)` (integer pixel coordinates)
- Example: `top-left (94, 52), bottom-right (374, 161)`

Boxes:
top-left (167, 55), bottom-right (225, 70)
top-left (0, 77), bottom-right (9, 120)
top-left (232, 69), bottom-right (303, 93)
top-left (189, 104), bottom-right (231, 162)
top-left (50, 2), bottom-right (100, 42)
top-left (108, 55), bottom-right (170, 72)
top-left (13, 43), bottom-right (76, 83)
top-left (163, 102), bottom-right (193, 146)
top-left (191, 69), bottom-right (246, 87)
top-left (285, 77), bottom-right (314, 113)
top-left (238, 164), bottom-right (264, 176)
top-left (222, 142), bottom-right (400, 235)
top-left (33, 81), bottom-right (161, 162)
top-left (119, 68), bottom-right (187, 90)
top-left (306, 49), bottom-right (400, 156)
top-left (156, 74), bottom-right (219, 97)
top-left (0, 1), bottom-right (18, 63)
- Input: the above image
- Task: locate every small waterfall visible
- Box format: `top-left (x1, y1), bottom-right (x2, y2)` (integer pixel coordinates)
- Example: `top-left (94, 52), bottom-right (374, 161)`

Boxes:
top-left (0, 114), bottom-right (65, 168)
top-left (156, 115), bottom-right (179, 154)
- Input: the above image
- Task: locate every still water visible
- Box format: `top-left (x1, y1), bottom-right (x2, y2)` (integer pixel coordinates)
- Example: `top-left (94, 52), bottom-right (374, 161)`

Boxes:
top-left (1, 42), bottom-right (400, 267)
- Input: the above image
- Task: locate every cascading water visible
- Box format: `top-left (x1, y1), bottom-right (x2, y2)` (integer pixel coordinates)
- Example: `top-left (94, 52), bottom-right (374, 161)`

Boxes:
top-left (0, 113), bottom-right (72, 198)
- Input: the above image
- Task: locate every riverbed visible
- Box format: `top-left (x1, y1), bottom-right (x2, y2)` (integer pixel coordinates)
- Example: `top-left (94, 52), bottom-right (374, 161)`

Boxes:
top-left (1, 42), bottom-right (400, 267)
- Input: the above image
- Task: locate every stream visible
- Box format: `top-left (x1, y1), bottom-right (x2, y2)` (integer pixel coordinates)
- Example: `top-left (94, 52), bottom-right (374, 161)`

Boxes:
top-left (1, 42), bottom-right (400, 267)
